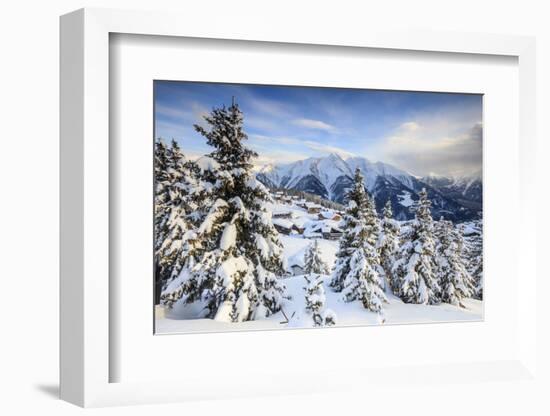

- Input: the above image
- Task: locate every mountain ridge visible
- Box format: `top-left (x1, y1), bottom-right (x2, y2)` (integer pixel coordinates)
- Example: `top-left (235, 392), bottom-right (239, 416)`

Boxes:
top-left (256, 153), bottom-right (482, 222)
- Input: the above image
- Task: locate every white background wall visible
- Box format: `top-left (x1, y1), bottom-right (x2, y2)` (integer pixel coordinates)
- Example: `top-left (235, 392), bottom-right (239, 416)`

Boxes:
top-left (0, 0), bottom-right (547, 414)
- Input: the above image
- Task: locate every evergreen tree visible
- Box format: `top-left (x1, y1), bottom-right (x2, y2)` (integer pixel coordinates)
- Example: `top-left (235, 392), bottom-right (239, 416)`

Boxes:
top-left (474, 268), bottom-right (483, 300)
top-left (154, 139), bottom-right (170, 257)
top-left (462, 220), bottom-right (483, 300)
top-left (304, 238), bottom-right (329, 275)
top-left (162, 100), bottom-right (287, 322)
top-left (473, 261), bottom-right (483, 300)
top-left (392, 188), bottom-right (440, 305)
top-left (303, 273), bottom-right (337, 327)
top-left (330, 169), bottom-right (368, 292)
top-left (435, 219), bottom-right (475, 307)
top-left (330, 169), bottom-right (387, 317)
top-left (154, 140), bottom-right (200, 295)
top-left (377, 200), bottom-right (400, 294)
top-left (364, 186), bottom-right (381, 246)
top-left (303, 239), bottom-right (335, 327)
top-left (154, 139), bottom-right (170, 304)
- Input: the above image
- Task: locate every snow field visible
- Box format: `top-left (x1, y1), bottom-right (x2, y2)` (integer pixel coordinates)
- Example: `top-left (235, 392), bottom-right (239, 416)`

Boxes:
top-left (157, 233), bottom-right (482, 334)
top-left (157, 274), bottom-right (482, 334)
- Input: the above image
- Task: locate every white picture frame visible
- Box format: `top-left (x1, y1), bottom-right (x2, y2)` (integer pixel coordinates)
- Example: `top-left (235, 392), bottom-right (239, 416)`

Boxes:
top-left (60, 7), bottom-right (537, 407)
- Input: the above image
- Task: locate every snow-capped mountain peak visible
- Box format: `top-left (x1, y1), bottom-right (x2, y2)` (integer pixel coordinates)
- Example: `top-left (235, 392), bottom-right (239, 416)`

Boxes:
top-left (256, 153), bottom-right (482, 222)
top-left (257, 153), bottom-right (412, 199)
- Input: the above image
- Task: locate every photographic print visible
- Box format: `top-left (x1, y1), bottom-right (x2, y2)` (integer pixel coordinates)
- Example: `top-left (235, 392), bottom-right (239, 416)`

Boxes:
top-left (154, 81), bottom-right (483, 334)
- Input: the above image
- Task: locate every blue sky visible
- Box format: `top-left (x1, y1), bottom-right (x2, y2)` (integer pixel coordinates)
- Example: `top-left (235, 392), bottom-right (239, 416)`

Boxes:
top-left (155, 81), bottom-right (482, 177)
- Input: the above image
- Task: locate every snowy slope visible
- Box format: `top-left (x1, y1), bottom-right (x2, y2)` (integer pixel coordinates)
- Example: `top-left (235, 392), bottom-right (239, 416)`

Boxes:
top-left (157, 274), bottom-right (482, 334)
top-left (157, 212), bottom-right (482, 334)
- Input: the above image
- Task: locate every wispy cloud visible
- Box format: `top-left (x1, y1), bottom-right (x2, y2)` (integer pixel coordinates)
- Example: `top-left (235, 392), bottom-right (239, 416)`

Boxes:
top-left (302, 141), bottom-right (355, 158)
top-left (190, 102), bottom-right (210, 124)
top-left (292, 118), bottom-right (335, 132)
top-left (243, 95), bottom-right (291, 119)
top-left (400, 121), bottom-right (420, 132)
top-left (155, 104), bottom-right (191, 120)
top-left (249, 135), bottom-right (310, 165)
top-left (156, 101), bottom-right (209, 125)
top-left (252, 150), bottom-right (311, 166)
top-left (251, 134), bottom-right (355, 162)
top-left (251, 134), bottom-right (302, 146)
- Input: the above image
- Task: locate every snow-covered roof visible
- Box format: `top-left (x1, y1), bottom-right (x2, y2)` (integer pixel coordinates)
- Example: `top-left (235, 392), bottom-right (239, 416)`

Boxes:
top-left (305, 220), bottom-right (342, 235)
top-left (291, 216), bottom-right (311, 228)
top-left (273, 209), bottom-right (291, 215)
top-left (273, 218), bottom-right (294, 229)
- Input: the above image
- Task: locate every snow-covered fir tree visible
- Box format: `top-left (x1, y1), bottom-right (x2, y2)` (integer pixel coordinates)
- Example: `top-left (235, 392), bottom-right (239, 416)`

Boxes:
top-left (162, 100), bottom-right (287, 322)
top-left (392, 188), bottom-right (440, 305)
top-left (435, 219), bottom-right (475, 307)
top-left (330, 168), bottom-right (387, 317)
top-left (462, 220), bottom-right (483, 300)
top-left (154, 139), bottom-right (201, 296)
top-left (154, 139), bottom-right (170, 260)
top-left (303, 273), bottom-right (337, 327)
top-left (304, 238), bottom-right (329, 275)
top-left (364, 185), bottom-right (381, 246)
top-left (303, 239), bottom-right (335, 327)
top-left (473, 259), bottom-right (483, 300)
top-left (377, 200), bottom-right (400, 294)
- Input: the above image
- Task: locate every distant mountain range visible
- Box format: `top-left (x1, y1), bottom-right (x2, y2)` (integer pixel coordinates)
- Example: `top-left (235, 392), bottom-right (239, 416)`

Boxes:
top-left (256, 153), bottom-right (482, 222)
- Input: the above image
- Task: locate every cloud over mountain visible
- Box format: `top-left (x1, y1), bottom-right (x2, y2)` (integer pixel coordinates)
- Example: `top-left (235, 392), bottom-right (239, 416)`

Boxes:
top-left (380, 121), bottom-right (482, 177)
